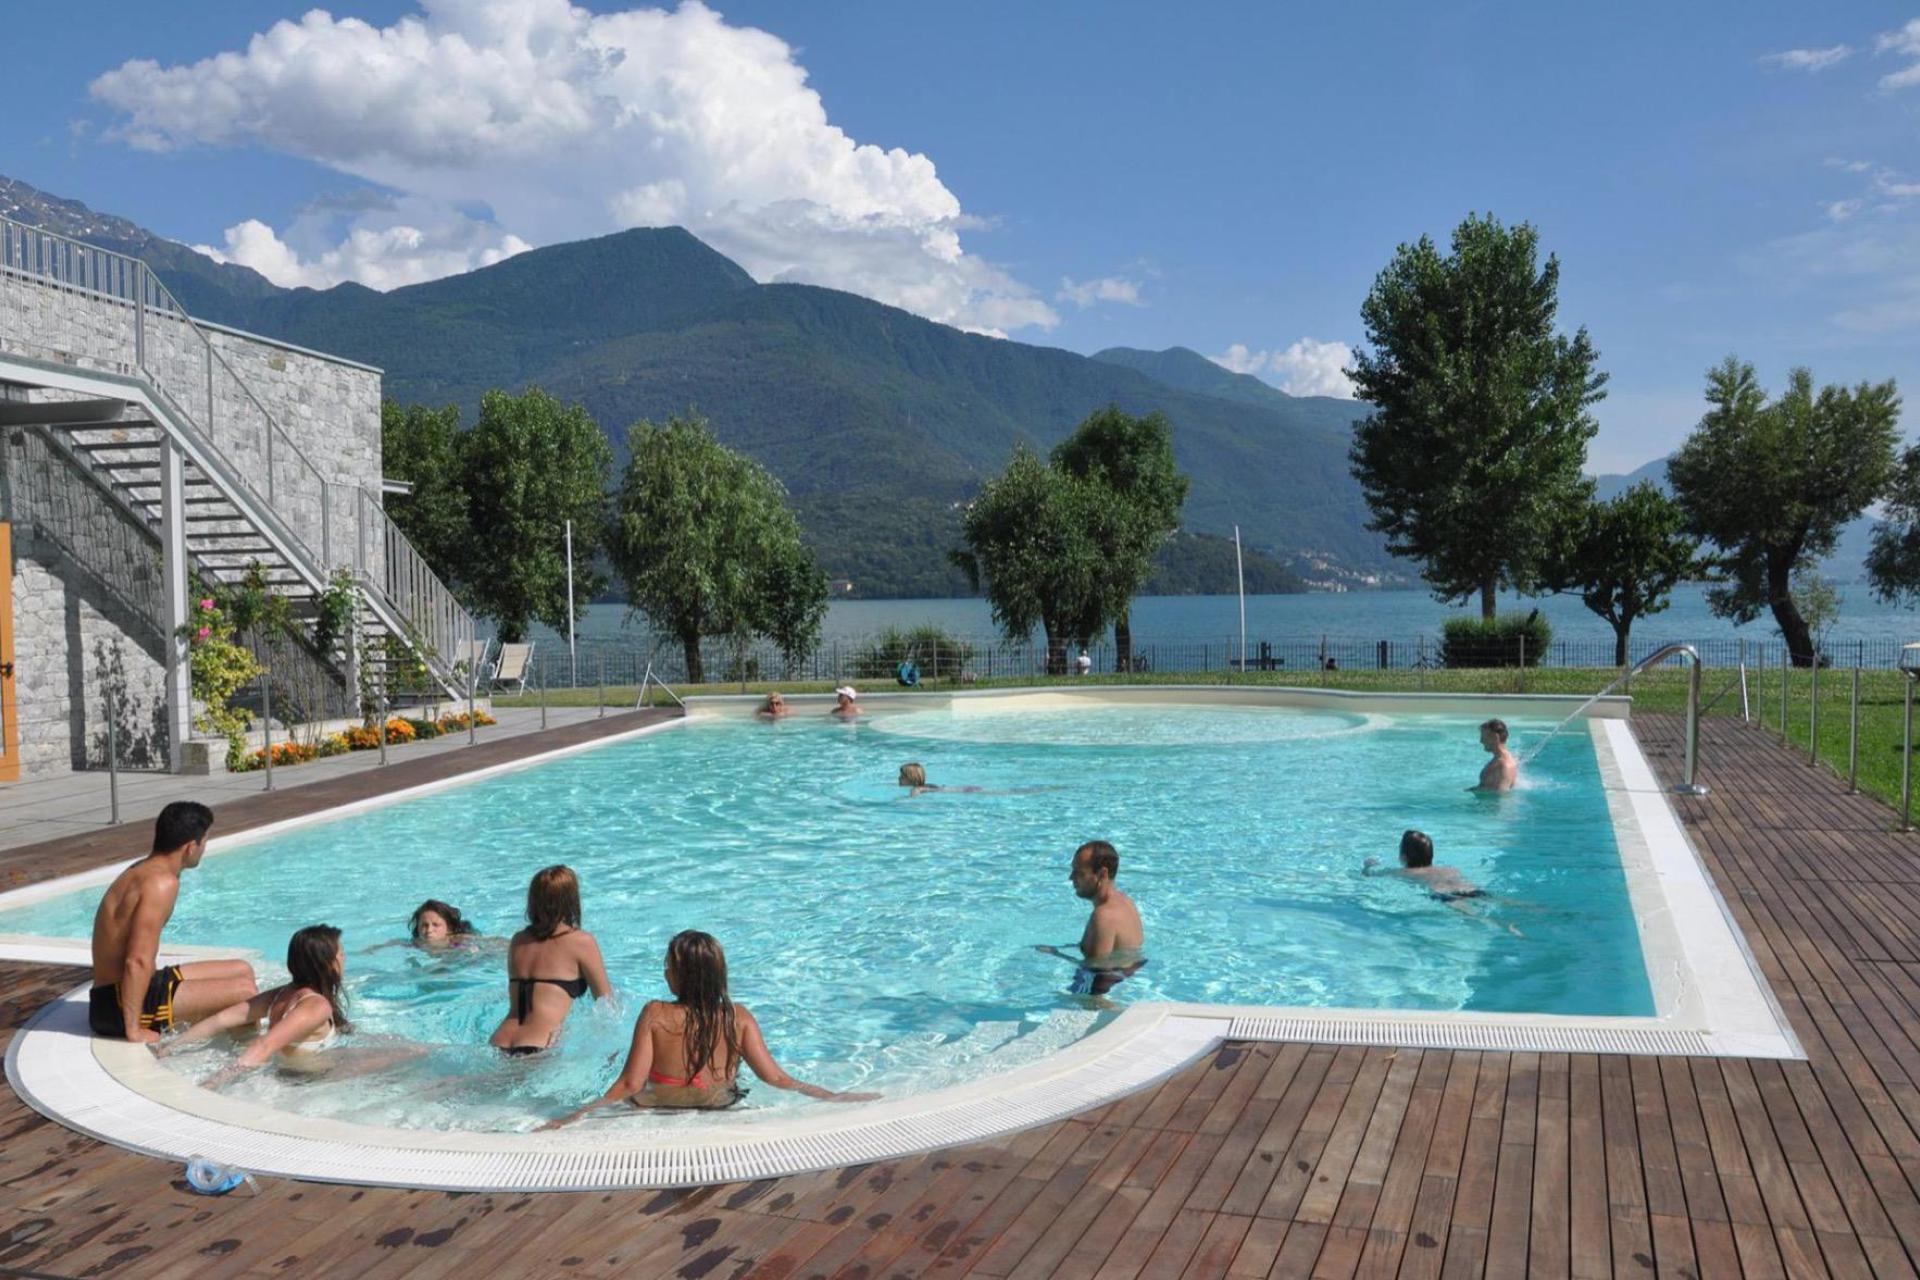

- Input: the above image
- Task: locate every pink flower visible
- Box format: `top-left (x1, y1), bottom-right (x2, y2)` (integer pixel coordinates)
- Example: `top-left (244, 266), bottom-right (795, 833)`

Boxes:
top-left (195, 626), bottom-right (211, 641)
top-left (200, 598), bottom-right (215, 611)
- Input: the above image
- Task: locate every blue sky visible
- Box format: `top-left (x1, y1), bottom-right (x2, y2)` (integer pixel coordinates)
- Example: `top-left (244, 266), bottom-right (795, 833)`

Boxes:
top-left (8, 0), bottom-right (1920, 472)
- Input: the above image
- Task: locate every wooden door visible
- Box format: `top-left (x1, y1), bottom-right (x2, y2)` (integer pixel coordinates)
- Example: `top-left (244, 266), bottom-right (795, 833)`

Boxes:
top-left (0, 523), bottom-right (16, 783)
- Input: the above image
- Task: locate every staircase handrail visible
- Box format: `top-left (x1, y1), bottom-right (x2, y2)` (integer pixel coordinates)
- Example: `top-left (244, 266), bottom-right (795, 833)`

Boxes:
top-left (352, 483), bottom-right (473, 685)
top-left (1, 214), bottom-right (478, 695)
top-left (2, 215), bottom-right (333, 573)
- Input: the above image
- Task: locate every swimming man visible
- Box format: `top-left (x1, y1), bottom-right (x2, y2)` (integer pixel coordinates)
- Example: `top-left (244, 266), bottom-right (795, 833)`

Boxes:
top-left (1475, 718), bottom-right (1518, 792)
top-left (90, 802), bottom-right (257, 1042)
top-left (831, 686), bottom-right (862, 719)
top-left (1365, 830), bottom-right (1521, 935)
top-left (1035, 840), bottom-right (1147, 996)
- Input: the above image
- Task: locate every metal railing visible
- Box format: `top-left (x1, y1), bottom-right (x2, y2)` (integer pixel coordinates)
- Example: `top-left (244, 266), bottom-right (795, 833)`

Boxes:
top-left (1, 213), bottom-right (477, 697)
top-left (356, 486), bottom-right (472, 684)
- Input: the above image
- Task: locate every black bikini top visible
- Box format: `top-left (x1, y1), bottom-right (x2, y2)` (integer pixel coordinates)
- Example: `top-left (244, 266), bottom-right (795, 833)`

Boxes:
top-left (510, 975), bottom-right (589, 1020)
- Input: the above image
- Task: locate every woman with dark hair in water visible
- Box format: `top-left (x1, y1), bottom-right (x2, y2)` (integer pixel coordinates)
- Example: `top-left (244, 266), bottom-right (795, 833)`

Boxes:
top-left (490, 865), bottom-right (611, 1055)
top-left (542, 930), bottom-right (877, 1126)
top-left (161, 925), bottom-right (417, 1084)
top-left (409, 899), bottom-right (479, 948)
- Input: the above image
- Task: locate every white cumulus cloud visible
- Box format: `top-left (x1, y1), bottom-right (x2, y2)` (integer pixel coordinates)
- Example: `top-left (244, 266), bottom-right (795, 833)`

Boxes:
top-left (1056, 276), bottom-right (1143, 308)
top-left (1758, 45), bottom-right (1853, 72)
top-left (91, 0), bottom-right (1057, 332)
top-left (1209, 338), bottom-right (1356, 398)
top-left (195, 203), bottom-right (532, 290)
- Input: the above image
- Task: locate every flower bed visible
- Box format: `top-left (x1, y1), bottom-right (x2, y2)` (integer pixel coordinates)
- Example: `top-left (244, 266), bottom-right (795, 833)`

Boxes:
top-left (232, 711), bottom-right (497, 773)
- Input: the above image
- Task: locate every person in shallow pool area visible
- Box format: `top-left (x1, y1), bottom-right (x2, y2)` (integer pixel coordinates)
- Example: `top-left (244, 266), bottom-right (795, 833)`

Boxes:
top-left (1035, 840), bottom-right (1147, 997)
top-left (757, 692), bottom-right (791, 719)
top-left (1474, 718), bottom-right (1518, 792)
top-left (410, 900), bottom-right (479, 948)
top-left (540, 930), bottom-right (879, 1125)
top-left (159, 925), bottom-right (422, 1085)
top-left (90, 801), bottom-right (256, 1043)
top-left (830, 685), bottom-right (862, 718)
top-left (490, 865), bottom-right (612, 1055)
top-left (1365, 830), bottom-right (1522, 935)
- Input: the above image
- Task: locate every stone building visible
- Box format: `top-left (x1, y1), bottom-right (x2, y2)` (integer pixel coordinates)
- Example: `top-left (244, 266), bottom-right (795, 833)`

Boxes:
top-left (0, 217), bottom-right (470, 784)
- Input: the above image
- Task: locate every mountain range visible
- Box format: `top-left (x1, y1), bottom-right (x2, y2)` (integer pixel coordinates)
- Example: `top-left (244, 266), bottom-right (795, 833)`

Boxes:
top-left (2, 174), bottom-right (1392, 597)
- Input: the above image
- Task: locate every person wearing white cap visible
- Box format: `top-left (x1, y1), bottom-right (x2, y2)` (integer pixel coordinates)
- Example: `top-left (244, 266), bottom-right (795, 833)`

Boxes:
top-left (831, 686), bottom-right (862, 718)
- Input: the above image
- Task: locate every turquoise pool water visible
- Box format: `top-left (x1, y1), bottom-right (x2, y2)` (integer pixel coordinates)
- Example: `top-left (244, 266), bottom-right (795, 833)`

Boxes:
top-left (0, 704), bottom-right (1651, 1131)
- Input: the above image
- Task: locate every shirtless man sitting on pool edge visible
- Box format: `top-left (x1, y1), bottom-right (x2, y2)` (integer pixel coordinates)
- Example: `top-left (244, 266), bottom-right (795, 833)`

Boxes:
top-left (89, 801), bottom-right (257, 1042)
top-left (1036, 840), bottom-right (1147, 996)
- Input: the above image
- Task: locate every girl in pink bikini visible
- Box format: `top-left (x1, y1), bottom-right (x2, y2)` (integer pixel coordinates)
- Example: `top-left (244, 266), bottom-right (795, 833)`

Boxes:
top-left (542, 930), bottom-right (877, 1126)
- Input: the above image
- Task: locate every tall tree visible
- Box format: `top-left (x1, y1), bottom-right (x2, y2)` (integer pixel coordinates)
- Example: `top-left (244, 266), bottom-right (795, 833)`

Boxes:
top-left (1866, 443), bottom-right (1920, 610)
top-left (1668, 359), bottom-right (1900, 665)
top-left (950, 447), bottom-right (1102, 675)
top-left (1349, 213), bottom-right (1607, 618)
top-left (1051, 406), bottom-right (1190, 671)
top-left (379, 401), bottom-right (468, 585)
top-left (1552, 483), bottom-right (1701, 667)
top-left (458, 388), bottom-right (613, 644)
top-left (609, 414), bottom-right (827, 683)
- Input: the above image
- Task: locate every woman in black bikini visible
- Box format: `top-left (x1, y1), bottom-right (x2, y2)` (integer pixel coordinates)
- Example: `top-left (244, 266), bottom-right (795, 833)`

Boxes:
top-left (489, 865), bottom-right (611, 1055)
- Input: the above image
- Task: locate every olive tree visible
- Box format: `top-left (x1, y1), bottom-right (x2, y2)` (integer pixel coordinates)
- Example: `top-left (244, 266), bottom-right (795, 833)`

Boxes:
top-left (1552, 483), bottom-right (1701, 667)
top-left (1669, 359), bottom-right (1899, 665)
top-left (609, 414), bottom-right (827, 683)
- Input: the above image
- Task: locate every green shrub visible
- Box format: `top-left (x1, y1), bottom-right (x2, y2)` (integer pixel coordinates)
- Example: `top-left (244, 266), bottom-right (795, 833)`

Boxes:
top-left (1440, 611), bottom-right (1552, 668)
top-left (406, 717), bottom-right (443, 739)
top-left (850, 626), bottom-right (974, 682)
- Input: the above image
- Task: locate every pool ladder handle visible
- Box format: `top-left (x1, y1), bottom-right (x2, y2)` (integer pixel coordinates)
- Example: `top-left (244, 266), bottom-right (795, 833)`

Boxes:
top-left (1639, 643), bottom-right (1710, 798)
top-left (636, 662), bottom-right (687, 712)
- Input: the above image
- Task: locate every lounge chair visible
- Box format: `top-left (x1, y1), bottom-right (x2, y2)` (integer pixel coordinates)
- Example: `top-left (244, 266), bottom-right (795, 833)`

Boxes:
top-left (466, 639), bottom-right (495, 690)
top-left (492, 642), bottom-right (534, 695)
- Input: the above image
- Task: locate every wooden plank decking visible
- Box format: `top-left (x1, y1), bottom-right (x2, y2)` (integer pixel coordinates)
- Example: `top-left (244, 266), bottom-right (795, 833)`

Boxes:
top-left (4, 712), bottom-right (1920, 1277)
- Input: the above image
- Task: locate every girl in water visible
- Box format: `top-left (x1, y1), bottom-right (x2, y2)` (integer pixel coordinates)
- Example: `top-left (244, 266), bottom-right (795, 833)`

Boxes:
top-left (490, 865), bottom-right (611, 1055)
top-left (160, 925), bottom-right (416, 1085)
top-left (541, 930), bottom-right (877, 1126)
top-left (410, 899), bottom-right (480, 948)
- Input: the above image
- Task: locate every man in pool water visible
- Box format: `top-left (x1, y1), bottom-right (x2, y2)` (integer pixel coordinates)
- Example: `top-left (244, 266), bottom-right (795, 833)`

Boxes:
top-left (1365, 830), bottom-right (1522, 935)
top-left (1035, 840), bottom-right (1147, 996)
top-left (89, 802), bottom-right (258, 1042)
top-left (1475, 718), bottom-right (1518, 792)
top-left (831, 686), bottom-right (862, 719)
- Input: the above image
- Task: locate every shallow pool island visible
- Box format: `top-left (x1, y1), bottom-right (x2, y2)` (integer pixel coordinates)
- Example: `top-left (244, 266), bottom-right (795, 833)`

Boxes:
top-left (0, 686), bottom-right (1797, 1191)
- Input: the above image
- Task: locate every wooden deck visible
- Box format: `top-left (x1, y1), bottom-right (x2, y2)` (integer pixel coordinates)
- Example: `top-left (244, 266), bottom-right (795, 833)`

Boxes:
top-left (5, 713), bottom-right (1920, 1277)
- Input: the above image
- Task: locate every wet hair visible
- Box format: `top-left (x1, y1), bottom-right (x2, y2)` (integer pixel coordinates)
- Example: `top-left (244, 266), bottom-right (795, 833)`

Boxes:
top-left (409, 899), bottom-right (476, 942)
top-left (899, 762), bottom-right (927, 787)
top-left (152, 801), bottom-right (214, 854)
top-left (286, 924), bottom-right (352, 1033)
top-left (666, 930), bottom-right (741, 1084)
top-left (1076, 840), bottom-right (1120, 880)
top-left (1481, 718), bottom-right (1509, 744)
top-left (1400, 830), bottom-right (1435, 869)
top-left (525, 865), bottom-right (582, 942)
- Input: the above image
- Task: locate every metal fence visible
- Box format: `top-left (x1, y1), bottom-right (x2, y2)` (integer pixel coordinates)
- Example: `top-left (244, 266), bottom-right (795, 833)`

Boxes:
top-left (501, 631), bottom-right (1916, 692)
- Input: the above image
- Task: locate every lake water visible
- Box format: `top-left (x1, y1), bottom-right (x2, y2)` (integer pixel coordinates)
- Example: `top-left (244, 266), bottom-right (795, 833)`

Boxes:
top-left (543, 584), bottom-right (1920, 656)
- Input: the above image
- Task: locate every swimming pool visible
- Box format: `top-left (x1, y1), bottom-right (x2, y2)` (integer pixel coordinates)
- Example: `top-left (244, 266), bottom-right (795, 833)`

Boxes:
top-left (0, 695), bottom-right (1669, 1134)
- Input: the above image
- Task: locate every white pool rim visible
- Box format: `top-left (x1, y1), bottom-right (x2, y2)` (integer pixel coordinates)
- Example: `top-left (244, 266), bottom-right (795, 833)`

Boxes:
top-left (0, 686), bottom-right (1801, 1191)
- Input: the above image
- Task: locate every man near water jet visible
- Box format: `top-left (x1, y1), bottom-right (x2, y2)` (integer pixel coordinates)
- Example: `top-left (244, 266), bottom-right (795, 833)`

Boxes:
top-left (1474, 719), bottom-right (1518, 793)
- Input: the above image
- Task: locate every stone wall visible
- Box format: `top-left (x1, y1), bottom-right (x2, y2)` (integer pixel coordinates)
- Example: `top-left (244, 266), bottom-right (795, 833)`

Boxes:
top-left (0, 267), bottom-right (384, 574)
top-left (2, 457), bottom-right (171, 778)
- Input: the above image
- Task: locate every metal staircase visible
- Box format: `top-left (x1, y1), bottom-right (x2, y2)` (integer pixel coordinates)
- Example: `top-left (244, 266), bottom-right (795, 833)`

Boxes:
top-left (0, 215), bottom-right (474, 708)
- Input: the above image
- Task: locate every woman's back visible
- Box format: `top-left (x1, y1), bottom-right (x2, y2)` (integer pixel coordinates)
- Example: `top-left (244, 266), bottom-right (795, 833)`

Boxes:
top-left (490, 927), bottom-right (608, 1051)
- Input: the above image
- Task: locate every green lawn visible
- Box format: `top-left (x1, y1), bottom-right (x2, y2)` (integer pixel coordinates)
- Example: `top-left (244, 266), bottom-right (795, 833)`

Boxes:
top-left (495, 662), bottom-right (1918, 820)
